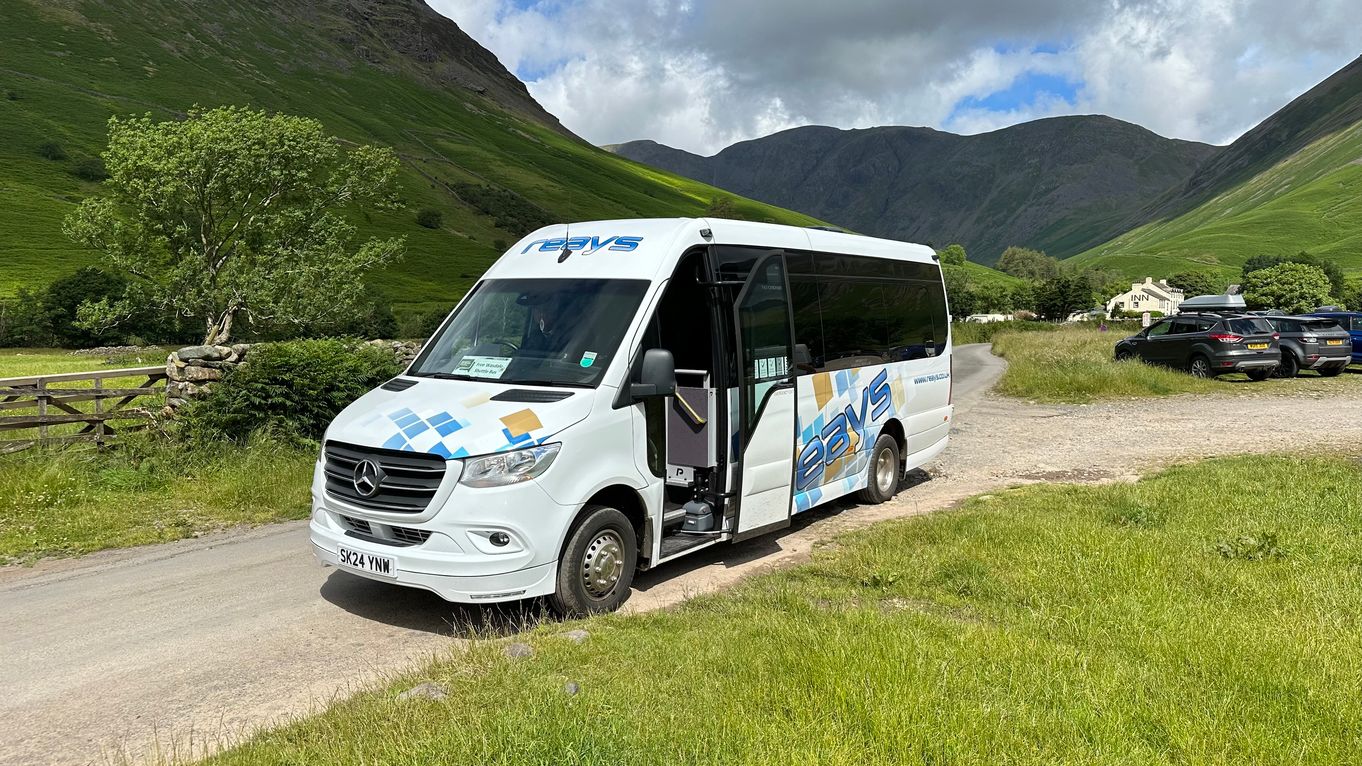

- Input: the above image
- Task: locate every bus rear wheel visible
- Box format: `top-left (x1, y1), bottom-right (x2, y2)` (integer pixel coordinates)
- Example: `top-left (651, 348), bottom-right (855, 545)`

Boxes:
top-left (550, 505), bottom-right (637, 617)
top-left (856, 433), bottom-right (901, 504)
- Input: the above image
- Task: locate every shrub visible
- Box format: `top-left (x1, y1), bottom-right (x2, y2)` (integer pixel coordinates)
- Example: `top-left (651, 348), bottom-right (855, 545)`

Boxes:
top-left (72, 156), bottom-right (108, 182)
top-left (181, 339), bottom-right (401, 443)
top-left (452, 182), bottom-right (552, 236)
top-left (38, 140), bottom-right (67, 161)
top-left (415, 207), bottom-right (443, 229)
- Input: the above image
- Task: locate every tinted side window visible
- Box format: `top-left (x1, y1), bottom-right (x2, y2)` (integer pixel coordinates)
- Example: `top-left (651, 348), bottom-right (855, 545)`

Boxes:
top-left (1352, 317), bottom-right (1362, 332)
top-left (884, 281), bottom-right (935, 360)
top-left (818, 280), bottom-right (887, 368)
top-left (1146, 320), bottom-right (1173, 337)
top-left (789, 275), bottom-right (824, 374)
top-left (928, 282), bottom-right (950, 349)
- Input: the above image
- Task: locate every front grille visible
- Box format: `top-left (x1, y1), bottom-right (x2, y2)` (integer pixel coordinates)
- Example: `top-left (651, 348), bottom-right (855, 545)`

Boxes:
top-left (324, 441), bottom-right (446, 513)
top-left (340, 515), bottom-right (373, 535)
top-left (339, 514), bottom-right (433, 547)
top-left (390, 526), bottom-right (434, 545)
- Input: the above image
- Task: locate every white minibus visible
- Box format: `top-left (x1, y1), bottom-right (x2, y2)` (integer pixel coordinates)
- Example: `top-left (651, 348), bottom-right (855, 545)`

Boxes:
top-left (310, 218), bottom-right (953, 615)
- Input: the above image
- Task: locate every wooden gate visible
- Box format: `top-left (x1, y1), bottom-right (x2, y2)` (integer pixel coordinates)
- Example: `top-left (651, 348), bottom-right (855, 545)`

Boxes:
top-left (0, 367), bottom-right (167, 454)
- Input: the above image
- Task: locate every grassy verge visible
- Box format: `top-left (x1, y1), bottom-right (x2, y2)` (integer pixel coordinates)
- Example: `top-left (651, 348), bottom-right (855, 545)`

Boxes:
top-left (992, 326), bottom-right (1362, 402)
top-left (0, 434), bottom-right (314, 564)
top-left (0, 347), bottom-right (171, 379)
top-left (951, 319), bottom-right (1057, 346)
top-left (207, 454), bottom-right (1362, 765)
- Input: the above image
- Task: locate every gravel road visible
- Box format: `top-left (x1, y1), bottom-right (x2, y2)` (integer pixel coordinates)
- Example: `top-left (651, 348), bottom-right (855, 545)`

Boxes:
top-left (3, 344), bottom-right (1361, 765)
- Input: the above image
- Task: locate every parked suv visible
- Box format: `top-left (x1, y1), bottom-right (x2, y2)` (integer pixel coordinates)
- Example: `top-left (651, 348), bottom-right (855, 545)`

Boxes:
top-left (1265, 316), bottom-right (1351, 377)
top-left (1306, 311), bottom-right (1362, 366)
top-left (1114, 314), bottom-right (1280, 380)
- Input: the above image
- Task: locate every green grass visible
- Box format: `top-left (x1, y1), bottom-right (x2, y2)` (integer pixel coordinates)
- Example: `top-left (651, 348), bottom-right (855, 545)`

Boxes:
top-left (0, 347), bottom-right (169, 378)
top-left (991, 326), bottom-right (1362, 402)
top-left (205, 453), bottom-right (1362, 765)
top-left (0, 434), bottom-right (313, 564)
top-left (1070, 121), bottom-right (1362, 279)
top-left (0, 0), bottom-right (821, 312)
top-left (950, 319), bottom-right (1056, 346)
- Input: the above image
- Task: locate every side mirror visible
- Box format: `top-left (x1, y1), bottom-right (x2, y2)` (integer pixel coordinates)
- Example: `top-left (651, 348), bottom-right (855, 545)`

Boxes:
top-left (631, 348), bottom-right (676, 399)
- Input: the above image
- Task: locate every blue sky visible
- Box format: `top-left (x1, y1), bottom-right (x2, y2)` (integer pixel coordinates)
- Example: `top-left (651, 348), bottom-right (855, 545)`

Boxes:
top-left (433, 0), bottom-right (1362, 154)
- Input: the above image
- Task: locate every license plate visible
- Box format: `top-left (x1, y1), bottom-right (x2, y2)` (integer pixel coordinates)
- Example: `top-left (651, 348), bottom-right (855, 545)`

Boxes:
top-left (1327, 339), bottom-right (1345, 346)
top-left (338, 546), bottom-right (395, 578)
top-left (1247, 343), bottom-right (1269, 350)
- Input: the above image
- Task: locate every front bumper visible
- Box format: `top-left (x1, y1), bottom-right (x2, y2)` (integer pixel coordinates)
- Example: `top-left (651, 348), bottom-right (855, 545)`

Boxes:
top-left (310, 517), bottom-right (558, 603)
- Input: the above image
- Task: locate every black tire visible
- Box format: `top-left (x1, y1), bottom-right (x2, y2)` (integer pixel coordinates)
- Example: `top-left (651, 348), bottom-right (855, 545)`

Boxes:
top-left (856, 433), bottom-right (901, 505)
top-left (549, 505), bottom-right (637, 617)
top-left (1274, 352), bottom-right (1299, 378)
top-left (1115, 349), bottom-right (1135, 362)
top-left (1188, 355), bottom-right (1212, 378)
top-left (1246, 368), bottom-right (1271, 381)
top-left (1319, 365), bottom-right (1345, 378)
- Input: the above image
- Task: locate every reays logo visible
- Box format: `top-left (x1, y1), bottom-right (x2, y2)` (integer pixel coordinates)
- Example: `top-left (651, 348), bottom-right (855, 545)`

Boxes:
top-left (795, 369), bottom-right (892, 491)
top-left (521, 235), bottom-right (643, 255)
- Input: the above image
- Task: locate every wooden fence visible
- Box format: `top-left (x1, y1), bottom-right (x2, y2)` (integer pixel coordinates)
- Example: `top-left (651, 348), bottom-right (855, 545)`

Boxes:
top-left (0, 366), bottom-right (167, 454)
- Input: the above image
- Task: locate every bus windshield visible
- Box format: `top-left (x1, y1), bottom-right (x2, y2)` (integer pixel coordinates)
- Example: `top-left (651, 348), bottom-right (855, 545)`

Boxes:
top-left (409, 278), bottom-right (650, 388)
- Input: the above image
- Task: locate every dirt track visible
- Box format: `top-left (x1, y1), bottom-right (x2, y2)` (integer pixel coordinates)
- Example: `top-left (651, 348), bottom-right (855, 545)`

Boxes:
top-left (4, 344), bottom-right (1361, 765)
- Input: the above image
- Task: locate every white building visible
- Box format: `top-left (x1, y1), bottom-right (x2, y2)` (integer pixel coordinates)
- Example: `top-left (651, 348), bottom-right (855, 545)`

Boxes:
top-left (1106, 277), bottom-right (1184, 317)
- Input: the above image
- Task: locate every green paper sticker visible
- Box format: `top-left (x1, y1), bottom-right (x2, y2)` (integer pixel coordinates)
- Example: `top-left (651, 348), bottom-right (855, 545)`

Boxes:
top-left (580, 351), bottom-right (598, 368)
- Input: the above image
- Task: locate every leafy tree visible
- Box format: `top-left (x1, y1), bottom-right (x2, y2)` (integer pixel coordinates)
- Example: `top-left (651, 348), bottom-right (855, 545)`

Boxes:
top-left (1167, 270), bottom-right (1224, 297)
top-left (1033, 273), bottom-right (1094, 321)
top-left (937, 243), bottom-right (967, 266)
top-left (1340, 278), bottom-right (1362, 310)
top-left (941, 265), bottom-right (978, 319)
top-left (40, 267), bottom-right (128, 347)
top-left (704, 196), bottom-right (740, 220)
top-left (64, 106), bottom-right (405, 345)
top-left (996, 246), bottom-right (1059, 281)
top-left (1076, 267), bottom-right (1128, 304)
top-left (1242, 262), bottom-right (1332, 313)
top-left (1243, 252), bottom-right (1345, 301)
top-left (415, 207), bottom-right (443, 229)
top-left (0, 288), bottom-right (54, 347)
top-left (38, 140), bottom-right (66, 160)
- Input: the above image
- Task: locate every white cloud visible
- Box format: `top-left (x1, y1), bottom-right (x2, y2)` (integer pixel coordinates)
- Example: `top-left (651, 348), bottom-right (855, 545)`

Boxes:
top-left (431, 0), bottom-right (1362, 153)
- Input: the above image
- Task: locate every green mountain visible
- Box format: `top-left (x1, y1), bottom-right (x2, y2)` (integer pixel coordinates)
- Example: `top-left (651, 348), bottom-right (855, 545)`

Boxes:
top-left (1070, 55), bottom-right (1362, 278)
top-left (607, 116), bottom-right (1217, 266)
top-left (0, 0), bottom-right (820, 317)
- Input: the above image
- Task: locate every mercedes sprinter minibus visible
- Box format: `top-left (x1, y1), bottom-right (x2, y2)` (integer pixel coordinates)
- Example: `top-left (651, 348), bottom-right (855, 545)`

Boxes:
top-left (310, 218), bottom-right (953, 615)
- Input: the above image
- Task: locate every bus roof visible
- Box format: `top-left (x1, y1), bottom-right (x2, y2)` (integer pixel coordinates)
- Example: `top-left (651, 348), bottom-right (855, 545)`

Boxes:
top-left (487, 218), bottom-right (938, 283)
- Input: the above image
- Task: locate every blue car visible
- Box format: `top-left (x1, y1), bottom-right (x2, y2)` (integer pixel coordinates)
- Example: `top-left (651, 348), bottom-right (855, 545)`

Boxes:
top-left (1307, 311), bottom-right (1362, 365)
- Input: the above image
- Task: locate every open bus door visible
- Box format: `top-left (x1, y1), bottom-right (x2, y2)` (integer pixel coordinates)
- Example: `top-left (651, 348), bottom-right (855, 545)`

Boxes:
top-left (730, 253), bottom-right (797, 541)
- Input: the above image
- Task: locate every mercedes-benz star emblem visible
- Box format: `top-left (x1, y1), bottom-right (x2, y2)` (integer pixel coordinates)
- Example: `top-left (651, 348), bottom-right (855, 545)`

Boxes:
top-left (352, 459), bottom-right (385, 498)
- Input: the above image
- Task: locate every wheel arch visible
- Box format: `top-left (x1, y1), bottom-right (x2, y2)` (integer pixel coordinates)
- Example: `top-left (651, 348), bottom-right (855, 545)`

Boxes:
top-left (558, 483), bottom-right (648, 560)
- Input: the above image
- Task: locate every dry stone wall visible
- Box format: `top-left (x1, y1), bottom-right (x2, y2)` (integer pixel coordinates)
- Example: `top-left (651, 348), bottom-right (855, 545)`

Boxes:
top-left (163, 339), bottom-right (423, 416)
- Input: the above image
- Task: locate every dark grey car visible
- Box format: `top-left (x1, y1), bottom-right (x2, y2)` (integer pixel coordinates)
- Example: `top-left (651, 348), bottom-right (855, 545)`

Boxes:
top-left (1266, 316), bottom-right (1351, 377)
top-left (1114, 314), bottom-right (1281, 380)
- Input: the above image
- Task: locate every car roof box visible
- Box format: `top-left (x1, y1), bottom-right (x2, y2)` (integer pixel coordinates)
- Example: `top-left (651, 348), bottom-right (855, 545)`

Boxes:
top-left (1179, 294), bottom-right (1246, 312)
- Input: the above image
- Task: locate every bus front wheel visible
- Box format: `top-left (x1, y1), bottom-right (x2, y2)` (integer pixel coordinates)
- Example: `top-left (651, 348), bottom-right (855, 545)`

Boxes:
top-left (550, 505), bottom-right (638, 617)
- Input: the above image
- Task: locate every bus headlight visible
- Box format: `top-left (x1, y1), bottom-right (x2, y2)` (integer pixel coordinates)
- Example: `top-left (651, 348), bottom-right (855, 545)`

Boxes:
top-left (459, 443), bottom-right (561, 488)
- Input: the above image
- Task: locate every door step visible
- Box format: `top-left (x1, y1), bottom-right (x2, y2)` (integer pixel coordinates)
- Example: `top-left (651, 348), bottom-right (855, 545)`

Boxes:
top-left (656, 532), bottom-right (722, 564)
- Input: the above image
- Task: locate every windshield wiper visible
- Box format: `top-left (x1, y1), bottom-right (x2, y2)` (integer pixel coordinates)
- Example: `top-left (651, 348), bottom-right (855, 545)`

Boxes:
top-left (502, 379), bottom-right (593, 389)
top-left (410, 371), bottom-right (475, 381)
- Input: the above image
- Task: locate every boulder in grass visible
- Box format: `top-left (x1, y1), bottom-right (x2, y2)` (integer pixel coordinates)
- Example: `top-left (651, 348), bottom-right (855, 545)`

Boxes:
top-left (504, 642), bottom-right (534, 660)
top-left (397, 681), bottom-right (448, 701)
